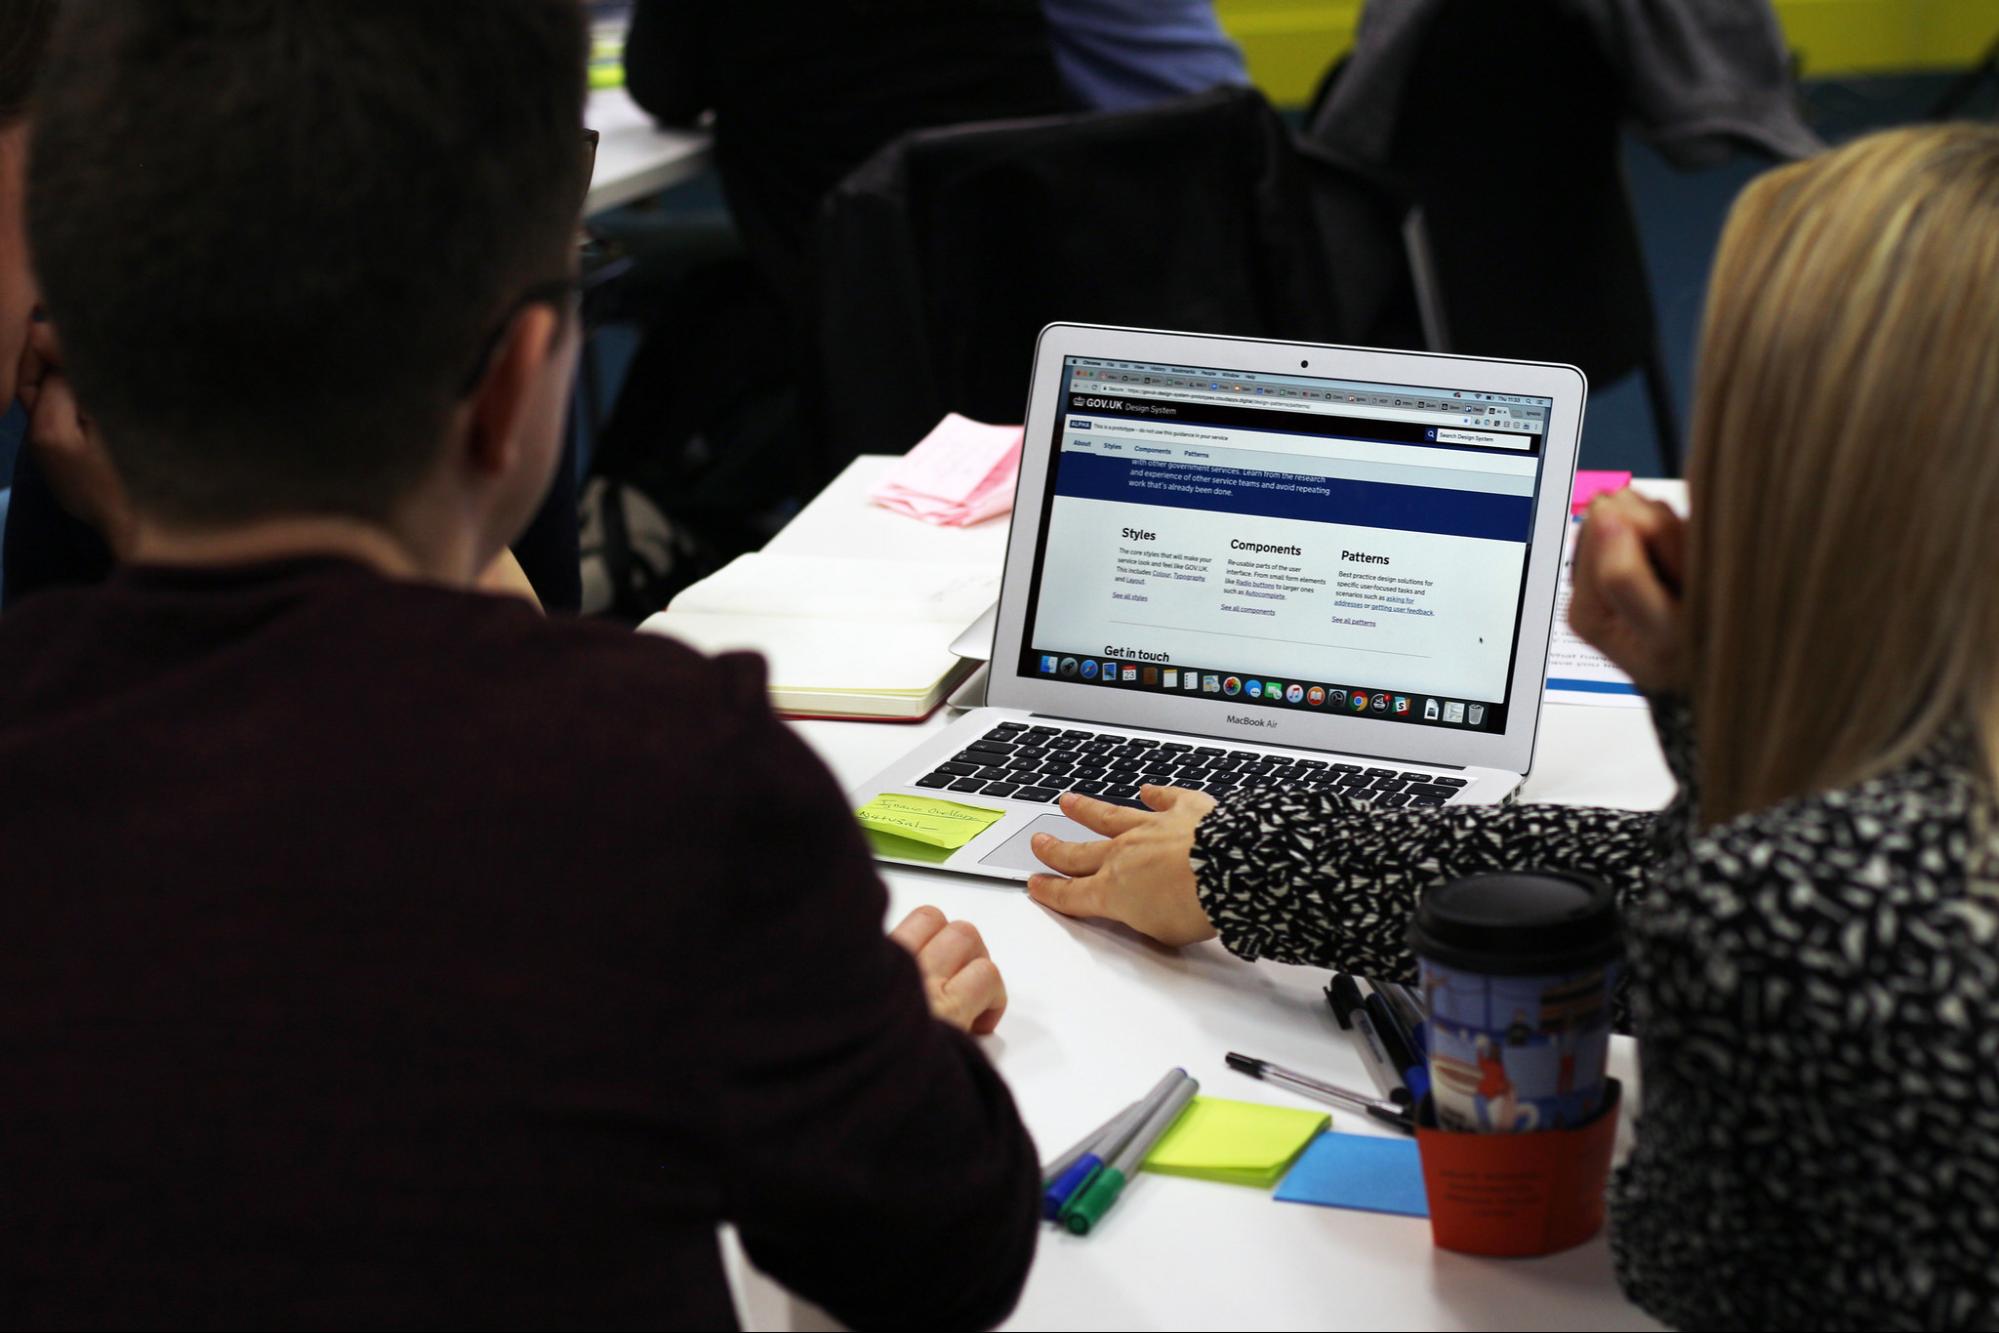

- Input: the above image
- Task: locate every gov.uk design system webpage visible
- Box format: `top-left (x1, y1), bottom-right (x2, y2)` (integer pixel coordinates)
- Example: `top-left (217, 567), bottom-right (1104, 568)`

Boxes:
top-left (1021, 362), bottom-right (1548, 734)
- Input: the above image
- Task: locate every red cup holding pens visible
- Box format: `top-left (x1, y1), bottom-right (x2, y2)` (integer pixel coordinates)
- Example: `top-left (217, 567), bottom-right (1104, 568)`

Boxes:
top-left (1406, 871), bottom-right (1623, 1257)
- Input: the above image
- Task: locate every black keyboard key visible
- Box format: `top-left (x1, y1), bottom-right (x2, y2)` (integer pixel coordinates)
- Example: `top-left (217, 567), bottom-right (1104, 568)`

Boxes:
top-left (1432, 776), bottom-right (1469, 788)
top-left (1399, 773), bottom-right (1432, 783)
top-left (936, 762), bottom-right (979, 777)
top-left (1097, 732), bottom-right (1132, 745)
top-left (957, 748), bottom-right (1008, 766)
top-left (1374, 791), bottom-right (1411, 808)
top-left (1406, 783), bottom-right (1460, 801)
top-left (971, 739), bottom-right (1017, 755)
top-left (1048, 735), bottom-right (1082, 750)
top-left (950, 779), bottom-right (989, 794)
top-left (977, 766), bottom-right (1014, 781)
top-left (1293, 758), bottom-right (1327, 770)
top-left (1071, 766), bottom-right (1108, 781)
top-left (1139, 773), bottom-right (1176, 788)
top-left (1335, 774), bottom-right (1373, 789)
top-left (1062, 729), bottom-right (1093, 739)
top-left (1364, 767), bottom-right (1396, 778)
top-left (1038, 774), bottom-right (1077, 791)
top-left (1196, 746), bottom-right (1223, 756)
top-left (1411, 796), bottom-right (1445, 807)
top-left (1070, 781), bottom-right (1109, 797)
top-left (1027, 726), bottom-right (1060, 738)
top-left (1014, 786), bottom-right (1060, 803)
top-left (1331, 763), bottom-right (1362, 774)
top-left (1228, 750), bottom-right (1259, 761)
top-left (990, 722), bottom-right (1027, 734)
top-left (916, 772), bottom-right (956, 789)
top-left (977, 782), bottom-right (1015, 798)
top-left (1372, 780), bottom-right (1408, 795)
top-left (1205, 772), bottom-right (1243, 788)
top-left (1160, 741), bottom-right (1193, 753)
top-left (1128, 737), bottom-right (1161, 749)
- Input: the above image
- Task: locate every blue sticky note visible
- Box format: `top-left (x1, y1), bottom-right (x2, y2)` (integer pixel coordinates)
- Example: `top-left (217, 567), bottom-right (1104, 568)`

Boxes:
top-left (1273, 1132), bottom-right (1429, 1218)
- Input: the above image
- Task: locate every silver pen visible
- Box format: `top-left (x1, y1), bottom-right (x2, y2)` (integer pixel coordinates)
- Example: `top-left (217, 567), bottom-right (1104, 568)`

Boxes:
top-left (1225, 1051), bottom-right (1415, 1134)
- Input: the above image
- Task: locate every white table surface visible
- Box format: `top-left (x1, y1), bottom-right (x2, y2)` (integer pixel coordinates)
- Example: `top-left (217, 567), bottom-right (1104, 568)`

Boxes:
top-left (584, 87), bottom-right (712, 218)
top-left (733, 458), bottom-right (1677, 1331)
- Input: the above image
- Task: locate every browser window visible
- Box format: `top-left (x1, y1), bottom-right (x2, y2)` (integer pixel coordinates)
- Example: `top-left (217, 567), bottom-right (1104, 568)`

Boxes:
top-left (1012, 356), bottom-right (1556, 734)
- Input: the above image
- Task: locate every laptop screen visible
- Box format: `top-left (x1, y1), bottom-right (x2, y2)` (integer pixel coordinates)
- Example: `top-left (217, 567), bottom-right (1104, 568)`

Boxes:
top-left (1010, 355), bottom-right (1557, 736)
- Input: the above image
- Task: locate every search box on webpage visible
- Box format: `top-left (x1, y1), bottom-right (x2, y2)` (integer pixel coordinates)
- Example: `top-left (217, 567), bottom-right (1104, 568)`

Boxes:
top-left (1431, 427), bottom-right (1533, 450)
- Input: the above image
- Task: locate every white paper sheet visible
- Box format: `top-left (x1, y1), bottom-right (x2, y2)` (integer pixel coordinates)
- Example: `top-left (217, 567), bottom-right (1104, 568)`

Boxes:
top-left (1545, 518), bottom-right (1648, 708)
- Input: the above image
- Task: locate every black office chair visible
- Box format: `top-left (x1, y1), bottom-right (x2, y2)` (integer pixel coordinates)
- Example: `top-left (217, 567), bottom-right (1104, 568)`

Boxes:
top-left (810, 86), bottom-right (1423, 474)
top-left (1312, 0), bottom-right (1686, 475)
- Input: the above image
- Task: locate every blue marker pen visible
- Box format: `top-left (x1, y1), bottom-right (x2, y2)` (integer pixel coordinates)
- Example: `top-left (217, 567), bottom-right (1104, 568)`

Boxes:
top-left (1364, 988), bottom-right (1430, 1105)
top-left (1042, 1072), bottom-right (1182, 1220)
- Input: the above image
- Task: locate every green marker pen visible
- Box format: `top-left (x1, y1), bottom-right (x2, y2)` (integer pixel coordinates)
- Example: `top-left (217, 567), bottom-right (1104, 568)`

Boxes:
top-left (1054, 1072), bottom-right (1184, 1226)
top-left (1064, 1073), bottom-right (1198, 1235)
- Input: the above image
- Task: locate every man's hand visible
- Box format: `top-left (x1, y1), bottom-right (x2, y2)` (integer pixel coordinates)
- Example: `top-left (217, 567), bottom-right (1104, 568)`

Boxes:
top-left (890, 906), bottom-right (1007, 1035)
top-left (1569, 488), bottom-right (1688, 695)
top-left (18, 321), bottom-right (137, 557)
top-left (1025, 786), bottom-right (1218, 946)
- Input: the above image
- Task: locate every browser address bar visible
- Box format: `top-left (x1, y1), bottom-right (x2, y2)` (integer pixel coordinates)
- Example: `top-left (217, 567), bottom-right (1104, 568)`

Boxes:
top-left (1076, 383), bottom-right (1507, 431)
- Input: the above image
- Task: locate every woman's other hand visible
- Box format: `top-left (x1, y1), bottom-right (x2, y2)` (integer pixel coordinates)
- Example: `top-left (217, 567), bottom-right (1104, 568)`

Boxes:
top-left (1570, 488), bottom-right (1687, 694)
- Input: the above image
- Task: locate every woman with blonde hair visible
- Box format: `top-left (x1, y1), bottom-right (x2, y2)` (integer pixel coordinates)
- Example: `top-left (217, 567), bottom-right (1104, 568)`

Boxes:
top-left (1028, 123), bottom-right (1999, 1331)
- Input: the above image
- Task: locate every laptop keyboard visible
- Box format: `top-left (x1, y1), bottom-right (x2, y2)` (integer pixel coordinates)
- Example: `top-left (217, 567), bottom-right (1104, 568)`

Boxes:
top-left (912, 722), bottom-right (1470, 809)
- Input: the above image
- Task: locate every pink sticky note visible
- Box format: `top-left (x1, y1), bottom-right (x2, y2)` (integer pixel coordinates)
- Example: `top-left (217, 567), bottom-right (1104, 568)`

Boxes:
top-left (1571, 470), bottom-right (1633, 515)
top-left (870, 414), bottom-right (1024, 527)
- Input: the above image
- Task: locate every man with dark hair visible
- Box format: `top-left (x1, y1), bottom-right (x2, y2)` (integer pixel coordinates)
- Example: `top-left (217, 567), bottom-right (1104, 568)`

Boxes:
top-left (0, 2), bottom-right (1038, 1326)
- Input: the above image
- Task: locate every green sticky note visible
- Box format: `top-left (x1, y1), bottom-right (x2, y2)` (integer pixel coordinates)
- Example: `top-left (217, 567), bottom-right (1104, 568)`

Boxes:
top-left (854, 793), bottom-right (1005, 851)
top-left (1141, 1096), bottom-right (1330, 1189)
top-left (863, 826), bottom-right (958, 865)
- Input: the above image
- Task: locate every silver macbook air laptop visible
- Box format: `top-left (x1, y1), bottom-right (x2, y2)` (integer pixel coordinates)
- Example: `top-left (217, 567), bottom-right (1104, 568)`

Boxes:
top-left (852, 324), bottom-right (1585, 880)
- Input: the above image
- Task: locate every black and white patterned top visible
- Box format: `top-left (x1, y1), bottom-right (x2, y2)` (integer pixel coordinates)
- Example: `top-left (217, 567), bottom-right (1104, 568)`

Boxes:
top-left (1191, 698), bottom-right (1999, 1331)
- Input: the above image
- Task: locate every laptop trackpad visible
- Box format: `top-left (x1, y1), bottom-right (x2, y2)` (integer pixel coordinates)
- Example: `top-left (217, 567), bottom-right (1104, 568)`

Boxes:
top-left (978, 814), bottom-right (1108, 873)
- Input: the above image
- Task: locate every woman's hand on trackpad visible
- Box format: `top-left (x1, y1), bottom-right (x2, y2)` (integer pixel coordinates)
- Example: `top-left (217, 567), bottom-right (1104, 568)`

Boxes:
top-left (1026, 786), bottom-right (1218, 947)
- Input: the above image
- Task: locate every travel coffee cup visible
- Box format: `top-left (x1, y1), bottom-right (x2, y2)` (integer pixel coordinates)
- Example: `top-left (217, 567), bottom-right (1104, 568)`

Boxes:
top-left (1407, 871), bottom-right (1621, 1133)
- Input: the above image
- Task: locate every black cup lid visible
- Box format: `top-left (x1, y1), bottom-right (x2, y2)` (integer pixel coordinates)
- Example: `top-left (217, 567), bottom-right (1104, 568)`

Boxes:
top-left (1406, 870), bottom-right (1621, 975)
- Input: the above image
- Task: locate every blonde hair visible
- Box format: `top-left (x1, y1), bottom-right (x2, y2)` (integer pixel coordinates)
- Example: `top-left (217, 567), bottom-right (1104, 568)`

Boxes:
top-left (1688, 124), bottom-right (1999, 827)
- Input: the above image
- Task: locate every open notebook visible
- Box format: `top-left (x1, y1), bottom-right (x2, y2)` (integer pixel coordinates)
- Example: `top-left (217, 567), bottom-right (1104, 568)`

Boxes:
top-left (638, 553), bottom-right (994, 720)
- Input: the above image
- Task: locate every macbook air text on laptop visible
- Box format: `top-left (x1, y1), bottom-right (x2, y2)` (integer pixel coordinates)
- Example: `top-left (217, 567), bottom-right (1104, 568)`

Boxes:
top-left (852, 324), bottom-right (1585, 881)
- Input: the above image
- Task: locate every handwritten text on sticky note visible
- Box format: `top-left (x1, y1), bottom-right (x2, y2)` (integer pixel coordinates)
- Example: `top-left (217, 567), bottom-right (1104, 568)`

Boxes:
top-left (854, 793), bottom-right (1005, 850)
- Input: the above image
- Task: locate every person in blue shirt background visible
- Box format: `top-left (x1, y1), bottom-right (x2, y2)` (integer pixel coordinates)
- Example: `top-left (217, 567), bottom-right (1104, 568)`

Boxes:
top-left (1041, 0), bottom-right (1249, 112)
